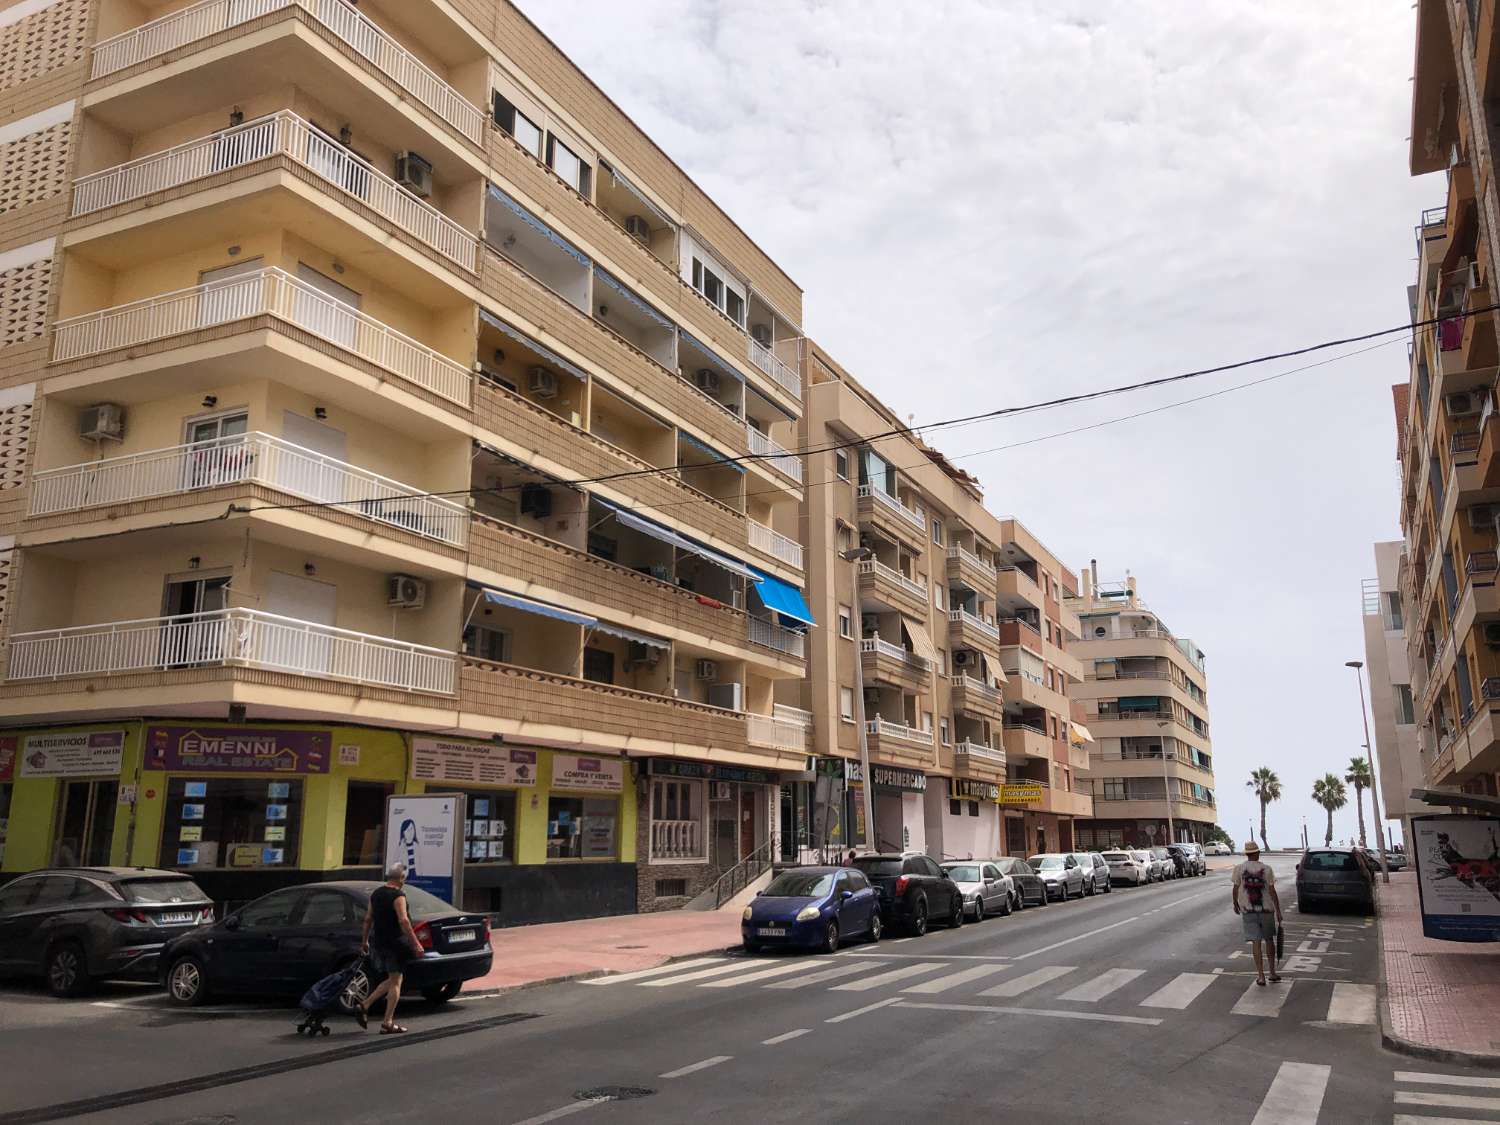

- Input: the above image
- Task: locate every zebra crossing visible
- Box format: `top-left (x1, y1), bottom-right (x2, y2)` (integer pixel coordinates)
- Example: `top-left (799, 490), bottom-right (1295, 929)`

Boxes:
top-left (581, 953), bottom-right (1378, 1026)
top-left (1391, 1069), bottom-right (1500, 1122)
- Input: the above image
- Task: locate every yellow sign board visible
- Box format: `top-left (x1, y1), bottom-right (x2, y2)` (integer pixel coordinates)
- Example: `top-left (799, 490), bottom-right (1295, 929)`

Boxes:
top-left (1000, 782), bottom-right (1044, 805)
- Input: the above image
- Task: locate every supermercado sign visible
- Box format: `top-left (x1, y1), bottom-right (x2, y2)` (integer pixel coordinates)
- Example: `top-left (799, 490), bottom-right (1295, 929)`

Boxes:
top-left (845, 762), bottom-right (926, 792)
top-left (551, 754), bottom-right (624, 793)
top-left (411, 738), bottom-right (537, 786)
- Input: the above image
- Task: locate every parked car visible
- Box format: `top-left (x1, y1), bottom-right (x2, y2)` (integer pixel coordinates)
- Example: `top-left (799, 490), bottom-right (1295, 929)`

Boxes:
top-left (1151, 847), bottom-right (1179, 878)
top-left (1296, 848), bottom-right (1375, 914)
top-left (161, 881), bottom-right (492, 1008)
top-left (942, 861), bottom-right (1013, 920)
top-left (1204, 841), bottom-right (1233, 856)
top-left (1132, 849), bottom-right (1163, 881)
top-left (1028, 853), bottom-right (1086, 901)
top-left (851, 854), bottom-right (964, 935)
top-left (743, 867), bottom-right (880, 954)
top-left (1069, 852), bottom-right (1111, 895)
top-left (0, 868), bottom-right (214, 998)
top-left (993, 856), bottom-right (1047, 909)
top-left (1101, 849), bottom-right (1149, 886)
top-left (1168, 844), bottom-right (1204, 876)
top-left (1358, 848), bottom-right (1408, 872)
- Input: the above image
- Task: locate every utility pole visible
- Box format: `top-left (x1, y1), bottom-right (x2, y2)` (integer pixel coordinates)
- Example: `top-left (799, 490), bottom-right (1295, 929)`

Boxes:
top-left (842, 548), bottom-right (876, 853)
top-left (1345, 661), bottom-right (1390, 883)
top-left (1155, 720), bottom-right (1176, 845)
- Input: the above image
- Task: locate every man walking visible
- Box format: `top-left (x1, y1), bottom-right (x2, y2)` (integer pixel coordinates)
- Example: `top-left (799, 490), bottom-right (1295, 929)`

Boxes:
top-left (1231, 840), bottom-right (1282, 986)
top-left (358, 861), bottom-right (424, 1033)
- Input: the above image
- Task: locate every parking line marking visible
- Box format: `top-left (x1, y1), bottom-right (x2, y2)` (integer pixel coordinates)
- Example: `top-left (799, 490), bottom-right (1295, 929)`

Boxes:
top-left (825, 996), bottom-right (903, 1023)
top-left (699, 961), bottom-right (829, 988)
top-left (1251, 1061), bottom-right (1330, 1125)
top-left (1058, 968), bottom-right (1144, 1003)
top-left (977, 965), bottom-right (1075, 998)
top-left (762, 1028), bottom-right (811, 1046)
top-left (1139, 972), bottom-right (1216, 1010)
top-left (895, 1000), bottom-right (1162, 1026)
top-left (1326, 983), bottom-right (1376, 1024)
top-left (765, 962), bottom-right (872, 989)
top-left (1393, 1116), bottom-right (1484, 1125)
top-left (829, 962), bottom-right (948, 992)
top-left (1395, 1072), bottom-right (1500, 1089)
top-left (659, 1056), bottom-right (732, 1079)
top-left (900, 964), bottom-right (1011, 995)
top-left (580, 957), bottom-right (727, 985)
top-left (512, 1099), bottom-right (609, 1124)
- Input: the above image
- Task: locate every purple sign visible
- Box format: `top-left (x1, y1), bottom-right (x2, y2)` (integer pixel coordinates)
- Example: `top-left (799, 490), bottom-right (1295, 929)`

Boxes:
top-left (145, 726), bottom-right (332, 774)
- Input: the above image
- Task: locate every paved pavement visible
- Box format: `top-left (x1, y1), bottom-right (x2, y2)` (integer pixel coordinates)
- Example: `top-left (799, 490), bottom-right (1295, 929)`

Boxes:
top-left (1, 857), bottom-right (1496, 1124)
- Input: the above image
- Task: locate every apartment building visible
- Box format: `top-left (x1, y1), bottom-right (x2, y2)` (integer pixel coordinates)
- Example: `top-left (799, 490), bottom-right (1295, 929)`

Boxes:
top-left (1399, 0), bottom-right (1500, 806)
top-left (1067, 568), bottom-right (1216, 848)
top-left (1362, 543), bottom-right (1422, 842)
top-left (0, 0), bottom-right (815, 922)
top-left (785, 343), bottom-right (1089, 863)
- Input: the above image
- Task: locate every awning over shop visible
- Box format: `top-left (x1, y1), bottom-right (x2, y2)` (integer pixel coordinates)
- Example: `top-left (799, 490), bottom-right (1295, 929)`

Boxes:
top-left (1069, 722), bottom-right (1095, 746)
top-left (901, 615), bottom-right (939, 664)
top-left (748, 566), bottom-right (815, 627)
top-left (590, 620), bottom-right (670, 650)
top-left (596, 499), bottom-right (759, 581)
top-left (470, 585), bottom-right (597, 628)
top-left (478, 308), bottom-right (588, 384)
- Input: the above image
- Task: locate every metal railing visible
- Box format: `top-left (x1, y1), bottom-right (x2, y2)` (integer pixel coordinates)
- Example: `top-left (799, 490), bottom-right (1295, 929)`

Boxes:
top-left (858, 558), bottom-right (925, 599)
top-left (744, 424), bottom-right (802, 483)
top-left (748, 338), bottom-right (801, 400)
top-left (71, 112), bottom-right (479, 272)
top-left (1452, 431), bottom-right (1482, 454)
top-left (947, 544), bottom-right (995, 576)
top-left (861, 636), bottom-right (929, 670)
top-left (955, 742), bottom-right (1007, 766)
top-left (747, 518), bottom-right (803, 569)
top-left (865, 716), bottom-right (933, 745)
top-left (747, 712), bottom-right (809, 752)
top-left (953, 673), bottom-right (1002, 700)
top-left (30, 431), bottom-right (468, 546)
top-left (711, 840), bottom-right (774, 908)
top-left (52, 266), bottom-right (472, 407)
top-left (1466, 550), bottom-right (1498, 577)
top-left (7, 607), bottom-right (456, 693)
top-left (90, 0), bottom-right (485, 144)
top-left (949, 608), bottom-right (999, 640)
top-left (857, 484), bottom-right (924, 530)
top-left (1483, 677), bottom-right (1500, 702)
top-left (651, 819), bottom-right (703, 862)
top-left (748, 616), bottom-right (806, 659)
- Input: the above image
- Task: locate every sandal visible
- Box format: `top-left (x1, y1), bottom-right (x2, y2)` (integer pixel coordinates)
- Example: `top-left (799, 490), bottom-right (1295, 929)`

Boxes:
top-left (1255, 976), bottom-right (1267, 987)
top-left (355, 1006), bottom-right (368, 1030)
top-left (380, 1024), bottom-right (408, 1034)
top-left (1269, 974), bottom-right (1283, 983)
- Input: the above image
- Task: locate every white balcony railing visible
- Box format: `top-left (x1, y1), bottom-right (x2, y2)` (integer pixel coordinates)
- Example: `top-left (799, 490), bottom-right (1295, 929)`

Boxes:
top-left (866, 716), bottom-right (933, 746)
top-left (953, 673), bottom-right (1002, 700)
top-left (651, 819), bottom-right (704, 862)
top-left (747, 518), bottom-right (803, 570)
top-left (955, 741), bottom-right (1008, 766)
top-left (858, 558), bottom-right (926, 599)
top-left (747, 712), bottom-right (809, 753)
top-left (745, 424), bottom-right (802, 483)
top-left (6, 608), bottom-right (457, 694)
top-left (949, 608), bottom-right (1000, 640)
top-left (947, 545), bottom-right (995, 576)
top-left (51, 266), bottom-right (472, 407)
top-left (860, 636), bottom-right (930, 670)
top-left (71, 112), bottom-right (479, 273)
top-left (748, 337), bottom-right (801, 400)
top-left (857, 484), bottom-right (925, 531)
top-left (90, 0), bottom-right (486, 145)
top-left (29, 432), bottom-right (468, 547)
top-left (748, 616), bottom-right (806, 659)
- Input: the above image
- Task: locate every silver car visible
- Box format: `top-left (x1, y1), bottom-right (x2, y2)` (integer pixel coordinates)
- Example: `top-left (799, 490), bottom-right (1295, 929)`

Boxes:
top-left (1028, 853), bottom-right (1086, 901)
top-left (1102, 849), bottom-right (1148, 886)
top-left (942, 861), bottom-right (1013, 920)
top-left (1131, 849), bottom-right (1163, 882)
top-left (1069, 852), bottom-right (1111, 896)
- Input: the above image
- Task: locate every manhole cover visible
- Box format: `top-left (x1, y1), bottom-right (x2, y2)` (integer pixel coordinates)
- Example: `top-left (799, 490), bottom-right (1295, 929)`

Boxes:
top-left (574, 1086), bottom-right (654, 1102)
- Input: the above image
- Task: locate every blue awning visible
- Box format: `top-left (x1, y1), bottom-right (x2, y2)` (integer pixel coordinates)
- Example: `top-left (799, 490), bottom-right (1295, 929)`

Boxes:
top-left (679, 431), bottom-right (745, 473)
top-left (478, 309), bottom-right (588, 383)
top-left (678, 330), bottom-right (744, 384)
top-left (747, 566), bottom-right (815, 627)
top-left (475, 586), bottom-right (596, 627)
top-left (487, 185), bottom-right (592, 267)
top-left (595, 268), bottom-right (674, 331)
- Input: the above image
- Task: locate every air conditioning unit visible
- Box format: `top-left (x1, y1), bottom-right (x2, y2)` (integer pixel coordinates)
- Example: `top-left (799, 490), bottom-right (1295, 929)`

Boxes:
top-left (624, 215), bottom-right (650, 242)
top-left (711, 781), bottom-right (732, 801)
top-left (1448, 391), bottom-right (1479, 417)
top-left (1484, 622), bottom-right (1500, 648)
top-left (751, 323), bottom-right (773, 347)
top-left (953, 650), bottom-right (972, 667)
top-left (528, 366), bottom-right (558, 399)
top-left (387, 574), bottom-right (427, 609)
top-left (695, 659), bottom-right (718, 680)
top-left (707, 682), bottom-right (742, 712)
top-left (694, 367), bottom-right (720, 394)
top-left (394, 151), bottom-right (433, 198)
top-left (1469, 504), bottom-right (1496, 531)
top-left (78, 403), bottom-right (124, 441)
top-left (627, 641), bottom-right (660, 666)
top-left (519, 484), bottom-right (552, 519)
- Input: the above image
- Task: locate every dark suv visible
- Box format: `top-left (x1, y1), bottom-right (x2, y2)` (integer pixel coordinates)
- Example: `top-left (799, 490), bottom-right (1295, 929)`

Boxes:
top-left (850, 854), bottom-right (963, 936)
top-left (0, 868), bottom-right (213, 996)
top-left (1167, 844), bottom-right (1204, 877)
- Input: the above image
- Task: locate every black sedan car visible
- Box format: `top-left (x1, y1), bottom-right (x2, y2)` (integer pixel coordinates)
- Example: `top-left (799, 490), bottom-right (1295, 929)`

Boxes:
top-left (850, 853), bottom-right (963, 936)
top-left (0, 867), bottom-right (213, 997)
top-left (160, 881), bottom-right (492, 1008)
top-left (993, 856), bottom-right (1047, 908)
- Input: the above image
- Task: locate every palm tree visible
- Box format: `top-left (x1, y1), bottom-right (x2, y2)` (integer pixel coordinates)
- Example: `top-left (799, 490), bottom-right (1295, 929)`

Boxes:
top-left (1246, 768), bottom-right (1282, 852)
top-left (1344, 757), bottom-right (1374, 848)
top-left (1311, 774), bottom-right (1348, 847)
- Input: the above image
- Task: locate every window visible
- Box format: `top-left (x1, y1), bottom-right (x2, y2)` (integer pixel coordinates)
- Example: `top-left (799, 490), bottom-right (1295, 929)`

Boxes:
top-left (547, 796), bottom-right (618, 859)
top-left (845, 869), bottom-right (870, 891)
top-left (726, 289), bottom-right (745, 325)
top-left (1102, 779), bottom-right (1126, 800)
top-left (238, 889), bottom-right (301, 928)
top-left (298, 890), bottom-right (354, 927)
top-left (837, 524), bottom-right (852, 554)
top-left (939, 718), bottom-right (950, 745)
top-left (0, 878), bottom-right (39, 913)
top-left (651, 778), bottom-right (705, 861)
top-left (0, 781), bottom-right (10, 868)
top-left (492, 92), bottom-right (543, 160)
top-left (931, 518), bottom-right (944, 546)
top-left (921, 711), bottom-right (933, 733)
top-left (448, 789), bottom-right (518, 863)
top-left (159, 778), bottom-right (303, 871)
top-left (838, 605), bottom-right (853, 639)
top-left (967, 801), bottom-right (979, 818)
top-left (1395, 684), bottom-right (1416, 725)
top-left (583, 647), bottom-right (615, 684)
top-left (689, 255), bottom-right (748, 326)
top-left (342, 781), bottom-right (393, 866)
top-left (546, 133), bottom-right (591, 196)
top-left (949, 798), bottom-right (963, 816)
top-left (839, 687), bottom-right (855, 721)
top-left (835, 450), bottom-right (849, 480)
top-left (463, 625), bottom-right (511, 664)
top-left (939, 649), bottom-right (948, 675)
top-left (934, 584), bottom-right (944, 611)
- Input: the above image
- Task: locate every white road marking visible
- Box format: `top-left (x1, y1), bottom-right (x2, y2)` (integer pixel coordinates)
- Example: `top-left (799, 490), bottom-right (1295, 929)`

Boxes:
top-left (1250, 1061), bottom-right (1331, 1125)
top-left (825, 996), bottom-right (903, 1023)
top-left (698, 960), bottom-right (830, 988)
top-left (1395, 1071), bottom-right (1500, 1089)
top-left (1326, 983), bottom-right (1376, 1025)
top-left (761, 1028), bottom-right (812, 1046)
top-left (976, 965), bottom-right (1075, 998)
top-left (659, 1056), bottom-right (733, 1079)
top-left (638, 962), bottom-right (765, 987)
top-left (1138, 972), bottom-right (1217, 1010)
top-left (580, 957), bottom-right (727, 985)
top-left (896, 1000), bottom-right (1161, 1026)
top-left (845, 952), bottom-right (1010, 961)
top-left (1230, 980), bottom-right (1293, 1017)
top-left (1395, 1091), bottom-right (1500, 1111)
top-left (900, 964), bottom-right (1011, 995)
top-left (829, 962), bottom-right (949, 992)
top-left (511, 1098), bottom-right (610, 1124)
top-left (1392, 1116), bottom-right (1488, 1125)
top-left (1058, 968), bottom-right (1145, 1003)
top-left (764, 962), bottom-right (872, 989)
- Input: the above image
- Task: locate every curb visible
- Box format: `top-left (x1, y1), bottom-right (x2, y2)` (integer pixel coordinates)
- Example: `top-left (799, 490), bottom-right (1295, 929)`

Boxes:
top-left (461, 943), bottom-right (744, 999)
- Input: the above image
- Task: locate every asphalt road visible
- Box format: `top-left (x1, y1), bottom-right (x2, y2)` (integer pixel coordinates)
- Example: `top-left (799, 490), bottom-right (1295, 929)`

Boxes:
top-left (1, 856), bottom-right (1495, 1125)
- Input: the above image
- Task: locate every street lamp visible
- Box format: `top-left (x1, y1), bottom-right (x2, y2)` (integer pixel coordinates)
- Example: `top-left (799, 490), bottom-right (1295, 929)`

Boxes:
top-left (1155, 719), bottom-right (1176, 845)
top-left (1345, 660), bottom-right (1390, 884)
top-left (841, 547), bottom-right (876, 855)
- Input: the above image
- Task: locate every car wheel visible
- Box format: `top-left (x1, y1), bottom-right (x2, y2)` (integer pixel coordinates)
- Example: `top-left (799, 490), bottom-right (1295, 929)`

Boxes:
top-left (910, 898), bottom-right (929, 936)
top-left (422, 981), bottom-right (462, 1004)
top-left (821, 920), bottom-right (840, 955)
top-left (949, 896), bottom-right (964, 929)
top-left (335, 964), bottom-right (372, 1016)
top-left (1104, 879), bottom-right (1113, 894)
top-left (867, 912), bottom-right (882, 944)
top-left (1085, 879), bottom-right (1095, 897)
top-left (743, 941), bottom-right (761, 955)
top-left (166, 955), bottom-right (210, 1006)
top-left (45, 941), bottom-right (91, 999)
top-left (1000, 892), bottom-right (1013, 917)
top-left (1013, 891), bottom-right (1024, 912)
top-left (970, 896), bottom-right (984, 922)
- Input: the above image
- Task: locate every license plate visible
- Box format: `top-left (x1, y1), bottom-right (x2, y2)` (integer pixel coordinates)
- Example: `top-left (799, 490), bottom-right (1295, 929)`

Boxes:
top-left (757, 927), bottom-right (786, 937)
top-left (158, 911), bottom-right (195, 924)
top-left (447, 928), bottom-right (477, 943)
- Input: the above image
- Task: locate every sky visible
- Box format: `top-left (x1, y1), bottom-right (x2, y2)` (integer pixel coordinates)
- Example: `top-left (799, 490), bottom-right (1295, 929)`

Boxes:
top-left (523, 1), bottom-right (1433, 849)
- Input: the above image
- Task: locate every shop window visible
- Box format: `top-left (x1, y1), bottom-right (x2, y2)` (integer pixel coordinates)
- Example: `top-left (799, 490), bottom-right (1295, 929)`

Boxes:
top-left (650, 778), bottom-right (705, 861)
top-left (54, 780), bottom-right (119, 867)
top-left (160, 778), bottom-right (302, 871)
top-left (949, 798), bottom-right (962, 816)
top-left (547, 796), bottom-right (619, 859)
top-left (967, 802), bottom-right (979, 818)
top-left (342, 781), bottom-right (393, 866)
top-left (443, 789), bottom-right (518, 863)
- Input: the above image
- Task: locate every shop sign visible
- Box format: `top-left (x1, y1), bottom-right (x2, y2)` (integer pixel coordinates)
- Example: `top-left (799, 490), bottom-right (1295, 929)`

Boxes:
top-left (552, 754), bottom-right (624, 793)
top-left (649, 759), bottom-right (775, 785)
top-left (1001, 781), bottom-right (1044, 805)
top-left (0, 735), bottom-right (14, 782)
top-left (1412, 813), bottom-right (1500, 942)
top-left (386, 792), bottom-right (466, 905)
top-left (845, 761), bottom-right (926, 792)
top-left (951, 778), bottom-right (1000, 802)
top-left (411, 737), bottom-right (537, 786)
top-left (20, 730), bottom-right (126, 778)
top-left (144, 726), bottom-right (331, 774)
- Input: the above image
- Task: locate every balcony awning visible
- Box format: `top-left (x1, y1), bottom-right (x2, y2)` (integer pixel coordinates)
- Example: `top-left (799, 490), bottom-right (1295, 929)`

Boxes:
top-left (595, 498), bottom-right (759, 581)
top-left (487, 185), bottom-right (592, 267)
top-left (900, 616), bottom-right (939, 664)
top-left (594, 268), bottom-right (674, 331)
top-left (748, 566), bottom-right (815, 628)
top-left (679, 430), bottom-right (744, 473)
top-left (478, 309), bottom-right (588, 384)
top-left (472, 585), bottom-right (596, 628)
top-left (678, 329), bottom-right (744, 383)
top-left (599, 160), bottom-right (674, 229)
top-left (590, 620), bottom-right (669, 650)
top-left (1069, 722), bottom-right (1095, 746)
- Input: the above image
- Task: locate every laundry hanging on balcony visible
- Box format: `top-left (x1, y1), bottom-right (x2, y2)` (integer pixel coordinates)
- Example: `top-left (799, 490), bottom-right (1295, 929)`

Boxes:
top-left (478, 309), bottom-right (588, 383)
top-left (486, 185), bottom-right (592, 266)
top-left (678, 430), bottom-right (744, 473)
top-left (594, 498), bottom-right (759, 580)
top-left (468, 583), bottom-right (597, 627)
top-left (746, 566), bottom-right (815, 629)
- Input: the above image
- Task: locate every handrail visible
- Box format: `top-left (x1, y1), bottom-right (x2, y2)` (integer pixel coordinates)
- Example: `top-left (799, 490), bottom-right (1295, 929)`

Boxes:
top-left (857, 484), bottom-right (924, 530)
top-left (747, 338), bottom-right (801, 400)
top-left (744, 424), bottom-right (803, 482)
top-left (954, 742), bottom-right (1007, 765)
top-left (865, 716), bottom-right (932, 745)
top-left (748, 616), bottom-right (806, 659)
top-left (860, 636), bottom-right (929, 670)
top-left (953, 673), bottom-right (1002, 699)
top-left (858, 558), bottom-right (925, 598)
top-left (949, 608), bottom-right (999, 639)
top-left (711, 839), bottom-right (774, 908)
top-left (747, 712), bottom-right (809, 751)
top-left (747, 518), bottom-right (803, 569)
top-left (947, 544), bottom-right (995, 575)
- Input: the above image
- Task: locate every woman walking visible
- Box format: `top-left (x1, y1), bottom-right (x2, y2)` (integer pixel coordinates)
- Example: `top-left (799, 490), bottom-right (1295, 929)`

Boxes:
top-left (358, 861), bottom-right (424, 1033)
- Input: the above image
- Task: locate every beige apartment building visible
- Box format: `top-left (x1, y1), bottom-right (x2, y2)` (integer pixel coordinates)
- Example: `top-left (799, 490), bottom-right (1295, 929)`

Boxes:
top-left (1398, 0), bottom-right (1500, 807)
top-left (1066, 568), bottom-right (1216, 848)
top-left (0, 0), bottom-right (816, 921)
top-left (1362, 543), bottom-right (1421, 843)
top-left (784, 342), bottom-right (1090, 863)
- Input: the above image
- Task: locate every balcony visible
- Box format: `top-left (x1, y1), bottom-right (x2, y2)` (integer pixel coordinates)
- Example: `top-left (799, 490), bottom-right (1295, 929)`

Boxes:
top-left (997, 617), bottom-right (1044, 655)
top-left (89, 0), bottom-right (487, 145)
top-left (748, 337), bottom-right (801, 400)
top-left (748, 707), bottom-right (811, 753)
top-left (947, 545), bottom-right (996, 594)
top-left (652, 819), bottom-right (701, 861)
top-left (748, 518), bottom-right (803, 571)
top-left (1480, 393), bottom-right (1500, 488)
top-left (995, 564), bottom-right (1043, 611)
top-left (1001, 672), bottom-right (1066, 714)
top-left (1002, 723), bottom-right (1051, 761)
top-left (954, 741), bottom-right (1007, 769)
top-left (860, 637), bottom-right (930, 692)
top-left (748, 617), bottom-right (806, 660)
top-left (29, 432), bottom-right (468, 547)
top-left (857, 558), bottom-right (929, 617)
top-left (857, 485), bottom-right (925, 544)
top-left (6, 608), bottom-right (456, 694)
top-left (745, 424), bottom-right (803, 483)
top-left (951, 673), bottom-right (1007, 720)
top-left (52, 267), bottom-right (473, 407)
top-left (70, 111), bottom-right (479, 274)
top-left (864, 716), bottom-right (934, 764)
top-left (949, 608), bottom-right (1000, 646)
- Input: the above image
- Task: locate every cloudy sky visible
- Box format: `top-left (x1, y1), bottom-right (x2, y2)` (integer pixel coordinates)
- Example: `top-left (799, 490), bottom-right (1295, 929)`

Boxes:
top-left (526, 1), bottom-right (1432, 848)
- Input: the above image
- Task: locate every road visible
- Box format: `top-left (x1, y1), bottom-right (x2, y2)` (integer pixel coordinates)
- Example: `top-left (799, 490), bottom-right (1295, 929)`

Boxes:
top-left (0, 857), bottom-right (1495, 1124)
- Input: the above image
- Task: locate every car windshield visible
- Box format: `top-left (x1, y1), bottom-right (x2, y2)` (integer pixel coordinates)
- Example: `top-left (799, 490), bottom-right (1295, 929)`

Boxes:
top-left (944, 865), bottom-right (981, 881)
top-left (1304, 852), bottom-right (1359, 871)
top-left (852, 859), bottom-right (903, 877)
top-left (764, 872), bottom-right (835, 897)
top-left (1029, 855), bottom-right (1064, 870)
top-left (398, 885), bottom-right (462, 920)
top-left (122, 877), bottom-right (208, 904)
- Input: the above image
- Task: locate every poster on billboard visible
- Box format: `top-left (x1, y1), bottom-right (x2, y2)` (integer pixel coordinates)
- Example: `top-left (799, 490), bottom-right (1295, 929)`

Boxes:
top-left (384, 793), bottom-right (466, 906)
top-left (1412, 814), bottom-right (1500, 942)
top-left (551, 754), bottom-right (624, 793)
top-left (410, 737), bottom-right (537, 786)
top-left (20, 730), bottom-right (126, 778)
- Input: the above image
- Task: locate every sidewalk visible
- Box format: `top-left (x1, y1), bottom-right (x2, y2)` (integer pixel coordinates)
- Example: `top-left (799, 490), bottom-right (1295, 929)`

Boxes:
top-left (467, 909), bottom-right (744, 994)
top-left (1375, 871), bottom-right (1500, 1067)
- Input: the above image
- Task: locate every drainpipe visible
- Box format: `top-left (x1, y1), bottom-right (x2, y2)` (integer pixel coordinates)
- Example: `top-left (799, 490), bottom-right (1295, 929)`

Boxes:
top-left (841, 548), bottom-right (876, 852)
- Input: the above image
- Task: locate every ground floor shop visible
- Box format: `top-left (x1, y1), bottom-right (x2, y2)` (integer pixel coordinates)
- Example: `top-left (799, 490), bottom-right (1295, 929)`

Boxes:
top-left (1075, 818), bottom-right (1211, 849)
top-left (931, 779), bottom-right (1003, 860)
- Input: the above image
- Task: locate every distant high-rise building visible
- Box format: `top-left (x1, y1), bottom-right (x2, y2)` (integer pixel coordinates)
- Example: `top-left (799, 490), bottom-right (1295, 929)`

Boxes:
top-left (1362, 545), bottom-right (1421, 844)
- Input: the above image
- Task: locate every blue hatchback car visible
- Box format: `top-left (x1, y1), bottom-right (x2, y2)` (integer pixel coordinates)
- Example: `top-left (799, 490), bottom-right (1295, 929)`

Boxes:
top-left (742, 866), bottom-right (881, 954)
